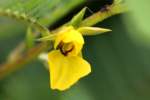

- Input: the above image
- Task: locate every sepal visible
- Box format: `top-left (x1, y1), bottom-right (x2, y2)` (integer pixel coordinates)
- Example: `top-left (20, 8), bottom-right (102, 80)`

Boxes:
top-left (69, 7), bottom-right (86, 28)
top-left (78, 27), bottom-right (111, 36)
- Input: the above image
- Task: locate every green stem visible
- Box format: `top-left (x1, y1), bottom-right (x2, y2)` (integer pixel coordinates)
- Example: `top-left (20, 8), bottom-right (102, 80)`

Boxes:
top-left (0, 9), bottom-right (49, 35)
top-left (80, 3), bottom-right (127, 27)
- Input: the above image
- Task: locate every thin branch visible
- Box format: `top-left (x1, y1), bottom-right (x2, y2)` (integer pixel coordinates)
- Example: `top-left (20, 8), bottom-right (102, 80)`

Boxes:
top-left (0, 43), bottom-right (48, 79)
top-left (80, 3), bottom-right (127, 27)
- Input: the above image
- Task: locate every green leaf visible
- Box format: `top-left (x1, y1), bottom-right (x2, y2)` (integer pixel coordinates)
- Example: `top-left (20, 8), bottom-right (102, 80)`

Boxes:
top-left (0, 0), bottom-right (84, 24)
top-left (0, 0), bottom-right (85, 39)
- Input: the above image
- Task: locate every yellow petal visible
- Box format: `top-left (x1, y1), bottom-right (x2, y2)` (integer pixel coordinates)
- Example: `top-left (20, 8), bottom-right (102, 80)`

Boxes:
top-left (48, 50), bottom-right (91, 91)
top-left (54, 26), bottom-right (84, 56)
top-left (78, 27), bottom-right (111, 36)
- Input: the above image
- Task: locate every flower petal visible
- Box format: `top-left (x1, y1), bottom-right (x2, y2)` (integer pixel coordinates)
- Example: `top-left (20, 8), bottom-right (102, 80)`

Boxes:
top-left (48, 50), bottom-right (91, 91)
top-left (54, 26), bottom-right (84, 56)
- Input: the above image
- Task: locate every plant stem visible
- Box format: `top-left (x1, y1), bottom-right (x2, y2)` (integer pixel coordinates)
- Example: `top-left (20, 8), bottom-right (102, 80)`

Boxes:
top-left (0, 43), bottom-right (48, 79)
top-left (80, 3), bottom-right (127, 27)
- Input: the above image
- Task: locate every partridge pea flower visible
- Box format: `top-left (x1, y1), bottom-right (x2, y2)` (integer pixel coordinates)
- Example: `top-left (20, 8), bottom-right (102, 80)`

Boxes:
top-left (46, 26), bottom-right (111, 91)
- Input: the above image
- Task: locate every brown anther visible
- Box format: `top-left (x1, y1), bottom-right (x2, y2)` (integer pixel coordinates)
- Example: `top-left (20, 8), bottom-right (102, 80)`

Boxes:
top-left (56, 41), bottom-right (74, 56)
top-left (60, 45), bottom-right (74, 56)
top-left (56, 41), bottom-right (63, 50)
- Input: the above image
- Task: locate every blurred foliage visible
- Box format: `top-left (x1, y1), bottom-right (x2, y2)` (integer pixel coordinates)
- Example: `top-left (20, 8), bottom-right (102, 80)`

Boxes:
top-left (0, 0), bottom-right (150, 100)
top-left (0, 0), bottom-right (84, 26)
top-left (123, 0), bottom-right (150, 46)
top-left (0, 0), bottom-right (84, 39)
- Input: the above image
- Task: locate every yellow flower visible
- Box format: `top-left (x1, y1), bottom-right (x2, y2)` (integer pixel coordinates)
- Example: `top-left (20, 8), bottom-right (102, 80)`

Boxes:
top-left (48, 26), bottom-right (91, 91)
top-left (48, 26), bottom-right (110, 91)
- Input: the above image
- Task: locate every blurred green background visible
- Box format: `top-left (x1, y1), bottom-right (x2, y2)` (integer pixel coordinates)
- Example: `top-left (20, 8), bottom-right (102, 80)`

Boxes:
top-left (1, 0), bottom-right (150, 100)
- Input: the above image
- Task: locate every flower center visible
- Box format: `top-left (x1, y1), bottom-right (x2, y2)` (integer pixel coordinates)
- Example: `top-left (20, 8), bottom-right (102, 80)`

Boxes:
top-left (57, 42), bottom-right (74, 56)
